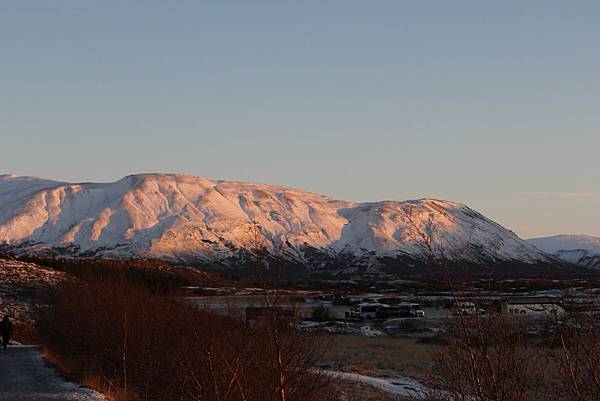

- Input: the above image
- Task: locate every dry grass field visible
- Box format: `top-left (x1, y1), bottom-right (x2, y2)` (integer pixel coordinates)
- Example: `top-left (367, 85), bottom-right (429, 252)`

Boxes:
top-left (322, 335), bottom-right (443, 381)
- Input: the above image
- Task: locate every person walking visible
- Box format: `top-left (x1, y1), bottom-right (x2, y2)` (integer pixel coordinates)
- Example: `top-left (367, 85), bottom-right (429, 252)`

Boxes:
top-left (0, 315), bottom-right (13, 350)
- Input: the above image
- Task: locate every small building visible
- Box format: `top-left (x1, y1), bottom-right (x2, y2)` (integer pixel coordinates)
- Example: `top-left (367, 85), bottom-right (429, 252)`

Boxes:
top-left (502, 297), bottom-right (564, 318)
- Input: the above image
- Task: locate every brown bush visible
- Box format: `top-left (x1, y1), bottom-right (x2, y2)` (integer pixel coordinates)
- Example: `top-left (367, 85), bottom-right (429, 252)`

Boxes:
top-left (12, 320), bottom-right (38, 344)
top-left (555, 311), bottom-right (600, 401)
top-left (37, 272), bottom-right (336, 401)
top-left (425, 315), bottom-right (551, 401)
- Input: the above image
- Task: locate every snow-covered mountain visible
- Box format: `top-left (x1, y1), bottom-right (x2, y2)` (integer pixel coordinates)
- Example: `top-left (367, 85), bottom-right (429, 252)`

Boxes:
top-left (0, 173), bottom-right (559, 276)
top-left (528, 235), bottom-right (600, 269)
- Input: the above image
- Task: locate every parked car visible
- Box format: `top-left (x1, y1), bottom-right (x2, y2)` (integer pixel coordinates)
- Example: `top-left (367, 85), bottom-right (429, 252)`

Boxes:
top-left (414, 309), bottom-right (426, 318)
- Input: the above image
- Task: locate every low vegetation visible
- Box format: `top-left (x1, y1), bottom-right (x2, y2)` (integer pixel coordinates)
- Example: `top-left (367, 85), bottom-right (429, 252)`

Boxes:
top-left (36, 264), bottom-right (337, 401)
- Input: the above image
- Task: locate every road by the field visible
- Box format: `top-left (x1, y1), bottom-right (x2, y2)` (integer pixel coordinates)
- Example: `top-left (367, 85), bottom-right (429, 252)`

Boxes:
top-left (0, 345), bottom-right (105, 401)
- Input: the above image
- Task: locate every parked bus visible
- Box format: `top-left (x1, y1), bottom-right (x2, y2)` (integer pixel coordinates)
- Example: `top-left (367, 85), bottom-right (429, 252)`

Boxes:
top-left (347, 302), bottom-right (425, 320)
top-left (376, 303), bottom-right (425, 319)
top-left (346, 303), bottom-right (388, 320)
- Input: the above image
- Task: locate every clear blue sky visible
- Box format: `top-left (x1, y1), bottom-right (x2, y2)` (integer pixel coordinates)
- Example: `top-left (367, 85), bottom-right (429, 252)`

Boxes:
top-left (2, 1), bottom-right (599, 238)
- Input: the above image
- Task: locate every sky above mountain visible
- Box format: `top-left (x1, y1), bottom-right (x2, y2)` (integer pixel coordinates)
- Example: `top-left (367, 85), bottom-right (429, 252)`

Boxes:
top-left (2, 1), bottom-right (599, 238)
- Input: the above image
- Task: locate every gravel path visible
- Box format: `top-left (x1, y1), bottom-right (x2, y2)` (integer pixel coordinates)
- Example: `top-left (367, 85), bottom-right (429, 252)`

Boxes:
top-left (0, 345), bottom-right (105, 401)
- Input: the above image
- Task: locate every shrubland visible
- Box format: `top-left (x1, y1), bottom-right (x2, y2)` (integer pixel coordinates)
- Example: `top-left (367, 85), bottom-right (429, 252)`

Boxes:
top-left (36, 264), bottom-right (337, 401)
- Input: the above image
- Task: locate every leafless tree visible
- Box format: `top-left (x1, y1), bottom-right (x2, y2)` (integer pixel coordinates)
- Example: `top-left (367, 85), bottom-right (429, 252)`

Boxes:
top-left (554, 298), bottom-right (600, 400)
top-left (397, 204), bottom-right (553, 401)
top-left (245, 222), bottom-right (336, 401)
top-left (425, 315), bottom-right (551, 401)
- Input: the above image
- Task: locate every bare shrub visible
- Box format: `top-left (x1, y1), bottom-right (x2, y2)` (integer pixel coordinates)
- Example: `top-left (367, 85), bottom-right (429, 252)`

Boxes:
top-left (37, 264), bottom-right (337, 401)
top-left (244, 222), bottom-right (337, 401)
top-left (311, 305), bottom-right (331, 321)
top-left (398, 205), bottom-right (556, 401)
top-left (555, 306), bottom-right (600, 400)
top-left (425, 315), bottom-right (550, 401)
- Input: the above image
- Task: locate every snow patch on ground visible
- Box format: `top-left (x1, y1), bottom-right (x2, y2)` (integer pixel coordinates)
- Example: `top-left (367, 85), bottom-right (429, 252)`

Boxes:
top-left (300, 321), bottom-right (386, 336)
top-left (0, 258), bottom-right (66, 323)
top-left (323, 370), bottom-right (425, 399)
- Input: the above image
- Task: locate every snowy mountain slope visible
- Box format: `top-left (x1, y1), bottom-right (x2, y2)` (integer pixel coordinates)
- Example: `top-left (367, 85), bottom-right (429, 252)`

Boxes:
top-left (0, 174), bottom-right (556, 274)
top-left (528, 235), bottom-right (600, 269)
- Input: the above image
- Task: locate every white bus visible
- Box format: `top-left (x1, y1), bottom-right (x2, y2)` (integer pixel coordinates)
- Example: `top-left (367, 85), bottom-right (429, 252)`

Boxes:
top-left (347, 303), bottom-right (388, 320)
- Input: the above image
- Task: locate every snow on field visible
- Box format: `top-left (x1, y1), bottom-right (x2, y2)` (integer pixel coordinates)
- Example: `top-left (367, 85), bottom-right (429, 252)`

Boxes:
top-left (0, 174), bottom-right (552, 273)
top-left (324, 370), bottom-right (425, 399)
top-left (0, 258), bottom-right (66, 323)
top-left (300, 320), bottom-right (387, 336)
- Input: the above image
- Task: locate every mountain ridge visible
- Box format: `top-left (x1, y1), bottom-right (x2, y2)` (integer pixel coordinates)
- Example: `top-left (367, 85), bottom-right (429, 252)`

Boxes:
top-left (0, 173), bottom-right (565, 276)
top-left (527, 235), bottom-right (600, 269)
